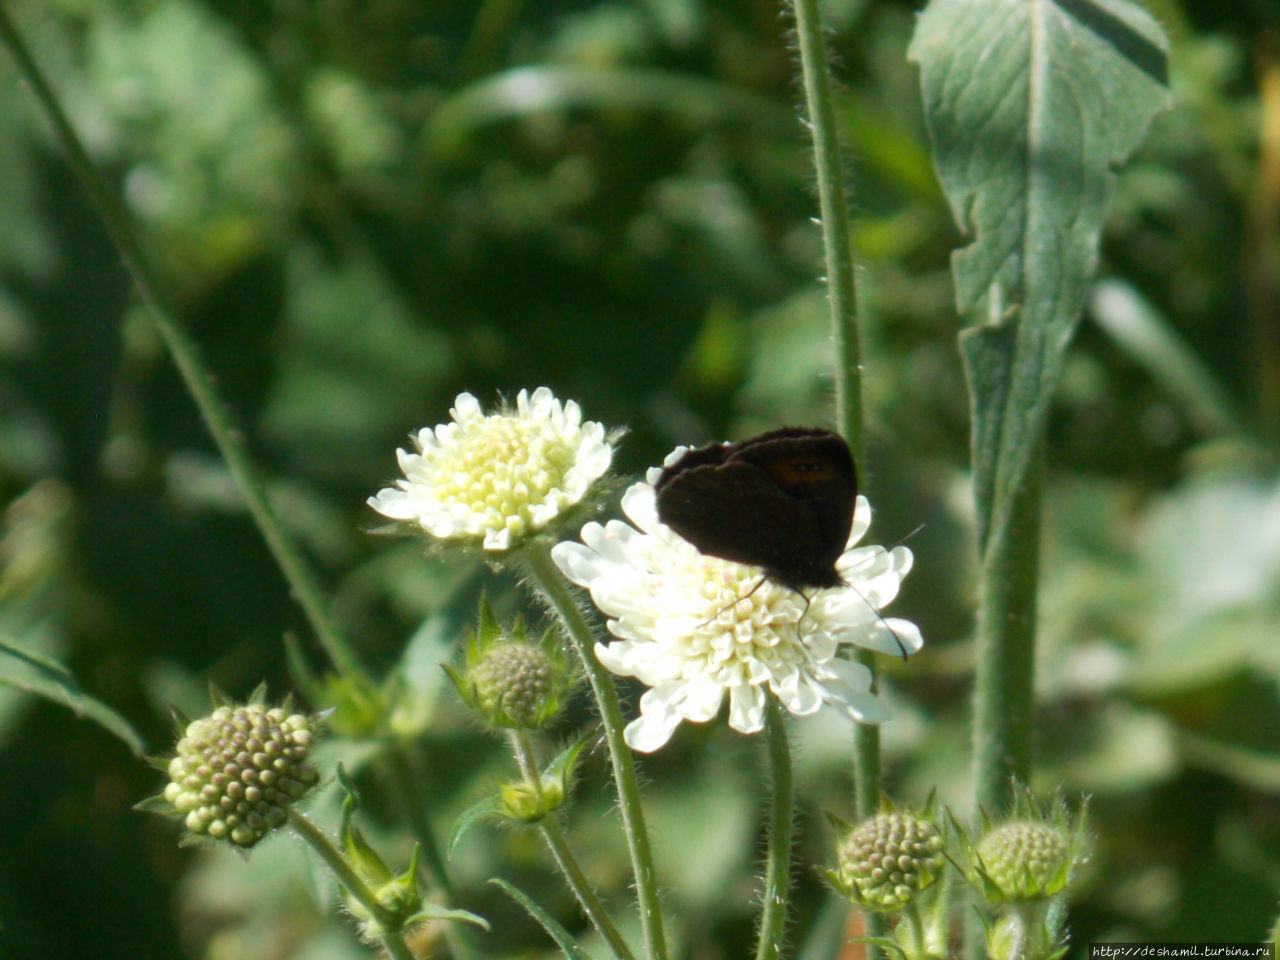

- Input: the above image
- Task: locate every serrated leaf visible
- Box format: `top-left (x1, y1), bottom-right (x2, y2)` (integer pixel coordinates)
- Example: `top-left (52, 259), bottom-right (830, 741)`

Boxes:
top-left (910, 0), bottom-right (1170, 549)
top-left (912, 0), bottom-right (1169, 309)
top-left (0, 636), bottom-right (144, 755)
top-left (489, 878), bottom-right (597, 960)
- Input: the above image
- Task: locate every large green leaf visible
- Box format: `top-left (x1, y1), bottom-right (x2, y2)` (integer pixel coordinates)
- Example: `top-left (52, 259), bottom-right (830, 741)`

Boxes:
top-left (910, 0), bottom-right (1169, 548)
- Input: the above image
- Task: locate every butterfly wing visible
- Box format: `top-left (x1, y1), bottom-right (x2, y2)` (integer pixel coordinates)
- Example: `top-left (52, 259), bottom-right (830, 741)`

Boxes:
top-left (655, 428), bottom-right (856, 591)
top-left (656, 460), bottom-right (828, 576)
top-left (730, 429), bottom-right (855, 572)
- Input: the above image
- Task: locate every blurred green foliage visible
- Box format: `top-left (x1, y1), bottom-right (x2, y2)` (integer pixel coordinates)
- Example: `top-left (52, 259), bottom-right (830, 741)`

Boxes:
top-left (0, 0), bottom-right (1278, 957)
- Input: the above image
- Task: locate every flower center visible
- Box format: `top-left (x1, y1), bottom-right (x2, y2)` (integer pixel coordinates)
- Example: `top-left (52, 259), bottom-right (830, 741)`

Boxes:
top-left (436, 416), bottom-right (576, 529)
top-left (675, 560), bottom-right (816, 681)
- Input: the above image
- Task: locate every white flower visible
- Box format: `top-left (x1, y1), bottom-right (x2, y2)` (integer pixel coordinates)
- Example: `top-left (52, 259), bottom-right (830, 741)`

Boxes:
top-left (369, 388), bottom-right (614, 551)
top-left (551, 473), bottom-right (922, 752)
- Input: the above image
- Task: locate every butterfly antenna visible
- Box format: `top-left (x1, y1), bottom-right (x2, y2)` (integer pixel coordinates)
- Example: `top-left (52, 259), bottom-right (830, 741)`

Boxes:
top-left (835, 524), bottom-right (924, 568)
top-left (889, 523), bottom-right (926, 551)
top-left (833, 527), bottom-right (921, 661)
top-left (790, 589), bottom-right (817, 645)
top-left (694, 575), bottom-right (769, 628)
top-left (840, 574), bottom-right (910, 662)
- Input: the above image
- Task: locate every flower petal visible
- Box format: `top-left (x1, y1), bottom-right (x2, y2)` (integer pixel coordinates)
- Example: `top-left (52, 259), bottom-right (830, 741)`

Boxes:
top-left (554, 474), bottom-right (920, 751)
top-left (369, 388), bottom-right (614, 549)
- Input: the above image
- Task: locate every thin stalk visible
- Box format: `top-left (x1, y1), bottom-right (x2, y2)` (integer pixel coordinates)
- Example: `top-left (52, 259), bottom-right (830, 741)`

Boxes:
top-left (753, 699), bottom-right (795, 960)
top-left (787, 0), bottom-right (882, 949)
top-left (287, 809), bottom-right (418, 960)
top-left (971, 452), bottom-right (1041, 815)
top-left (521, 542), bottom-right (668, 960)
top-left (851, 653), bottom-right (881, 817)
top-left (790, 0), bottom-right (863, 455)
top-left (511, 731), bottom-right (638, 960)
top-left (0, 6), bottom-right (370, 689)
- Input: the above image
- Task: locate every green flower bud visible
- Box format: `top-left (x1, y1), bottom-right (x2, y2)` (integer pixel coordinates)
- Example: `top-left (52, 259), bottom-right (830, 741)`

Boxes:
top-left (836, 811), bottom-right (945, 911)
top-left (447, 596), bottom-right (573, 730)
top-left (975, 820), bottom-right (1070, 902)
top-left (468, 643), bottom-right (563, 729)
top-left (163, 702), bottom-right (320, 848)
top-left (499, 777), bottom-right (565, 823)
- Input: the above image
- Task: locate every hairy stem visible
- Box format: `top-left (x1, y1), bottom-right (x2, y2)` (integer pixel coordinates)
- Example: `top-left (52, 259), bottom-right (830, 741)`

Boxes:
top-left (754, 699), bottom-right (795, 960)
top-left (511, 730), bottom-right (638, 960)
top-left (522, 542), bottom-right (668, 960)
top-left (786, 0), bottom-right (882, 948)
top-left (287, 809), bottom-right (417, 960)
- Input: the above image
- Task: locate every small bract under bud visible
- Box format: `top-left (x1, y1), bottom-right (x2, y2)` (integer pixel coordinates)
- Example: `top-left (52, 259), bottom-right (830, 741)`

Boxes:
top-left (163, 702), bottom-right (320, 848)
top-left (448, 598), bottom-right (573, 731)
top-left (499, 777), bottom-right (565, 823)
top-left (976, 820), bottom-right (1070, 902)
top-left (836, 811), bottom-right (944, 911)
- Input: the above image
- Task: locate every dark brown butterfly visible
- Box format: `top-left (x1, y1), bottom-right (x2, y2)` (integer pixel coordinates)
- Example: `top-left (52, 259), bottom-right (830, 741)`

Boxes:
top-left (653, 427), bottom-right (856, 593)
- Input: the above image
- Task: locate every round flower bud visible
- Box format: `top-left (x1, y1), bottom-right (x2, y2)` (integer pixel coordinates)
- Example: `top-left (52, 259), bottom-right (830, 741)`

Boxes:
top-left (836, 811), bottom-right (945, 911)
top-left (165, 703), bottom-right (320, 848)
top-left (975, 820), bottom-right (1070, 901)
top-left (499, 777), bottom-right (566, 823)
top-left (467, 643), bottom-right (564, 729)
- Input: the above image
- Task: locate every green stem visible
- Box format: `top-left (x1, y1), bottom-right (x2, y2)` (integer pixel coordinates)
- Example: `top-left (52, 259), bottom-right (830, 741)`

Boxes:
top-left (0, 5), bottom-right (370, 690)
top-left (971, 451), bottom-right (1041, 816)
top-left (522, 542), bottom-right (668, 960)
top-left (851, 651), bottom-right (881, 819)
top-left (511, 731), bottom-right (638, 960)
top-left (787, 0), bottom-right (881, 949)
top-left (510, 729), bottom-right (544, 792)
top-left (900, 902), bottom-right (926, 959)
top-left (924, 856), bottom-right (953, 959)
top-left (1001, 902), bottom-right (1041, 960)
top-left (753, 699), bottom-right (794, 960)
top-left (287, 809), bottom-right (417, 960)
top-left (790, 0), bottom-right (863, 456)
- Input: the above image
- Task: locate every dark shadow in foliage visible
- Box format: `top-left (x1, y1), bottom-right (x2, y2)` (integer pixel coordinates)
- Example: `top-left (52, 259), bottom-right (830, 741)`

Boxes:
top-left (1054, 0), bottom-right (1168, 86)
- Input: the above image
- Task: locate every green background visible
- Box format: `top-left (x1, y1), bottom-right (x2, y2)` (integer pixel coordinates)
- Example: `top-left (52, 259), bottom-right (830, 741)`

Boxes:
top-left (1, 0), bottom-right (1277, 956)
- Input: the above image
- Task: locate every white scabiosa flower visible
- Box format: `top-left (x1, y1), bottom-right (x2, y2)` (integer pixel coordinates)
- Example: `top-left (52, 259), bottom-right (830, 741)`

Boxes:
top-left (551, 471), bottom-right (922, 752)
top-left (369, 388), bottom-right (615, 551)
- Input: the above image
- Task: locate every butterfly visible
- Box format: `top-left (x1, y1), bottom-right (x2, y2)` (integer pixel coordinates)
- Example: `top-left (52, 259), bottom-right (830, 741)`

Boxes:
top-left (653, 427), bottom-right (856, 593)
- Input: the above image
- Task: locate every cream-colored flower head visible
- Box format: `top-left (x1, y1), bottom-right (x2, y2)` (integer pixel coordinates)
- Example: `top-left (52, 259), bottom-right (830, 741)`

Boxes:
top-left (369, 388), bottom-right (614, 551)
top-left (552, 465), bottom-right (922, 752)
